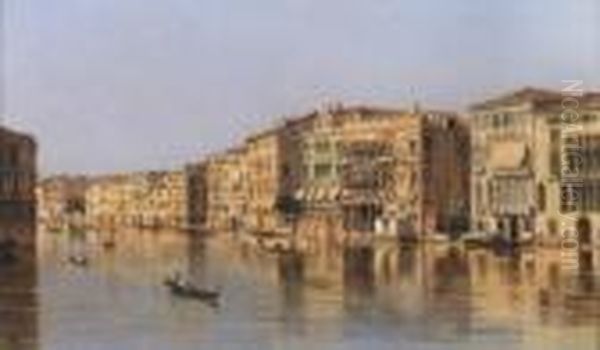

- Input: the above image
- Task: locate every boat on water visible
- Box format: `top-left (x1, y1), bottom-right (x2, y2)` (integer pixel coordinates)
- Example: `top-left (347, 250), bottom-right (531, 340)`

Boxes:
top-left (163, 276), bottom-right (220, 304)
top-left (68, 255), bottom-right (89, 267)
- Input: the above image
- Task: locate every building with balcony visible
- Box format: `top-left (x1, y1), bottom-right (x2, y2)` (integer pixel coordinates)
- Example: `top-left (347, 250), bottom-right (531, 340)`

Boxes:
top-left (290, 106), bottom-right (418, 238)
top-left (470, 87), bottom-right (600, 247)
top-left (288, 105), bottom-right (470, 241)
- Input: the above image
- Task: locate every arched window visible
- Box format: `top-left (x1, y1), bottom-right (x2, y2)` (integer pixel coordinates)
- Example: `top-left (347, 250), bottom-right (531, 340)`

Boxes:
top-left (547, 218), bottom-right (558, 237)
top-left (537, 183), bottom-right (546, 212)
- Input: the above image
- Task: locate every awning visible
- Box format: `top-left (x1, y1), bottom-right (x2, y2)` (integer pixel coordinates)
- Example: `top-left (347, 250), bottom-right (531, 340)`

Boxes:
top-left (314, 188), bottom-right (326, 201)
top-left (490, 141), bottom-right (528, 170)
top-left (340, 190), bottom-right (383, 205)
top-left (294, 188), bottom-right (305, 200)
top-left (305, 187), bottom-right (317, 202)
top-left (327, 187), bottom-right (341, 201)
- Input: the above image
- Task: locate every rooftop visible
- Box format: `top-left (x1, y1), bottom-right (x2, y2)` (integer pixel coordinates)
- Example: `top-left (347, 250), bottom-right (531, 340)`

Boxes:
top-left (470, 87), bottom-right (600, 111)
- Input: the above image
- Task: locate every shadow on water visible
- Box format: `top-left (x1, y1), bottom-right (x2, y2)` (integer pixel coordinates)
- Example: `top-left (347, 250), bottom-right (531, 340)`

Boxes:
top-left (187, 234), bottom-right (209, 285)
top-left (561, 250), bottom-right (600, 324)
top-left (37, 228), bottom-right (600, 349)
top-left (0, 227), bottom-right (38, 350)
top-left (277, 250), bottom-right (306, 331)
top-left (424, 247), bottom-right (473, 338)
top-left (343, 246), bottom-right (375, 294)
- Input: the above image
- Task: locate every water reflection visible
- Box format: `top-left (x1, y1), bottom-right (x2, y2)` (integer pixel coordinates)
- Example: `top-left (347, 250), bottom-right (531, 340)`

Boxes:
top-left (36, 230), bottom-right (600, 349)
top-left (0, 227), bottom-right (37, 350)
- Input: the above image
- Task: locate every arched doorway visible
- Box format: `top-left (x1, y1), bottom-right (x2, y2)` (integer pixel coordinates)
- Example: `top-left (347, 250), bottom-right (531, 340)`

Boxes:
top-left (576, 217), bottom-right (592, 246)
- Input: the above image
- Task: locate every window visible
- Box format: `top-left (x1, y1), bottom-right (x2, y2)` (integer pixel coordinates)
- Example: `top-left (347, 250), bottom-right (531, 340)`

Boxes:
top-left (314, 141), bottom-right (331, 154)
top-left (504, 113), bottom-right (511, 127)
top-left (9, 146), bottom-right (20, 167)
top-left (409, 140), bottom-right (418, 155)
top-left (475, 183), bottom-right (483, 213)
top-left (314, 164), bottom-right (332, 179)
top-left (537, 183), bottom-right (546, 212)
top-left (492, 114), bottom-right (501, 128)
top-left (560, 184), bottom-right (579, 213)
top-left (549, 129), bottom-right (561, 177)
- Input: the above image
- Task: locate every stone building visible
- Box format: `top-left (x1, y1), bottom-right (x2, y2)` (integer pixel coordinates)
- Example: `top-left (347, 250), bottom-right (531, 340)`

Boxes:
top-left (422, 113), bottom-right (471, 237)
top-left (0, 126), bottom-right (38, 345)
top-left (85, 170), bottom-right (187, 230)
top-left (184, 161), bottom-right (208, 231)
top-left (470, 87), bottom-right (600, 246)
top-left (243, 128), bottom-right (285, 233)
top-left (0, 126), bottom-right (37, 247)
top-left (289, 105), bottom-right (470, 240)
top-left (204, 148), bottom-right (247, 232)
top-left (128, 170), bottom-right (187, 229)
top-left (290, 106), bottom-right (412, 238)
top-left (37, 175), bottom-right (89, 230)
top-left (85, 174), bottom-right (129, 228)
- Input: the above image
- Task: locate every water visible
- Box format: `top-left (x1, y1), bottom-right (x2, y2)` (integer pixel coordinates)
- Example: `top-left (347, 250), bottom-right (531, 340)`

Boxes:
top-left (2, 230), bottom-right (600, 349)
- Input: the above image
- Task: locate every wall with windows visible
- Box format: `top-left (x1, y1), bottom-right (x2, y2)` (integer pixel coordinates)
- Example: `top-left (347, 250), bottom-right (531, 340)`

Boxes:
top-left (0, 127), bottom-right (37, 247)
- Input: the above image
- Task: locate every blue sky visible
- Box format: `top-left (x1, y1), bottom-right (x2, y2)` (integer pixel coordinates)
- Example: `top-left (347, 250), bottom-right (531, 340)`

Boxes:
top-left (3, 0), bottom-right (599, 174)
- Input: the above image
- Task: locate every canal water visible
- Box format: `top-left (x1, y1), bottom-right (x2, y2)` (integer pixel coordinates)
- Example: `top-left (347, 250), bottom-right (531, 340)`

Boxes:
top-left (2, 230), bottom-right (600, 349)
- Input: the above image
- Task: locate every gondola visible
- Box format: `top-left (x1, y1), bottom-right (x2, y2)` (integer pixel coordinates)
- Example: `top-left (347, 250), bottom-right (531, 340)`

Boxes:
top-left (68, 255), bottom-right (89, 267)
top-left (163, 277), bottom-right (220, 303)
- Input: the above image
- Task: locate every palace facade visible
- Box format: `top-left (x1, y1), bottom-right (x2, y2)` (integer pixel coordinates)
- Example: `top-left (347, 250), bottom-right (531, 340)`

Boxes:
top-left (470, 87), bottom-right (600, 247)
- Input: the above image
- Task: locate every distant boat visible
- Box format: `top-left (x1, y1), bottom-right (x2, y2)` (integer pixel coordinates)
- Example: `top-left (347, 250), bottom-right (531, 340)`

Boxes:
top-left (68, 255), bottom-right (89, 267)
top-left (163, 277), bottom-right (220, 304)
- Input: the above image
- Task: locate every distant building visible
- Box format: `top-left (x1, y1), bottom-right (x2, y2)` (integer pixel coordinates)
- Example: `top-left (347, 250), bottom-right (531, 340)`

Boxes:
top-left (422, 113), bottom-right (471, 237)
top-left (184, 161), bottom-right (208, 231)
top-left (37, 175), bottom-right (89, 230)
top-left (204, 148), bottom-right (247, 232)
top-left (129, 170), bottom-right (187, 229)
top-left (0, 126), bottom-right (37, 247)
top-left (85, 170), bottom-right (186, 230)
top-left (470, 87), bottom-right (600, 246)
top-left (285, 105), bottom-right (470, 240)
top-left (85, 174), bottom-right (129, 228)
top-left (244, 128), bottom-right (285, 233)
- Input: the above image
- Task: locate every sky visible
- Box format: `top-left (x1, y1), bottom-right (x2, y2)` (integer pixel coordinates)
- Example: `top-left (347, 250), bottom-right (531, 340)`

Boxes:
top-left (2, 0), bottom-right (599, 174)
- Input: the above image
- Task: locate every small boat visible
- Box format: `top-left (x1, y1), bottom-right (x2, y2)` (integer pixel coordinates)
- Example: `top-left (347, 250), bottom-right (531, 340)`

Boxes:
top-left (164, 277), bottom-right (220, 303)
top-left (68, 255), bottom-right (89, 267)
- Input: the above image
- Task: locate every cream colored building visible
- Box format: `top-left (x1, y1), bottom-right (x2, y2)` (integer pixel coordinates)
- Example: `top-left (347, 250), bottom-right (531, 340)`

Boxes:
top-left (85, 170), bottom-right (186, 230)
top-left (204, 148), bottom-right (247, 232)
top-left (470, 87), bottom-right (600, 246)
top-left (288, 105), bottom-right (469, 240)
top-left (128, 170), bottom-right (187, 228)
top-left (244, 128), bottom-right (283, 233)
top-left (37, 175), bottom-right (89, 230)
top-left (85, 174), bottom-right (128, 228)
